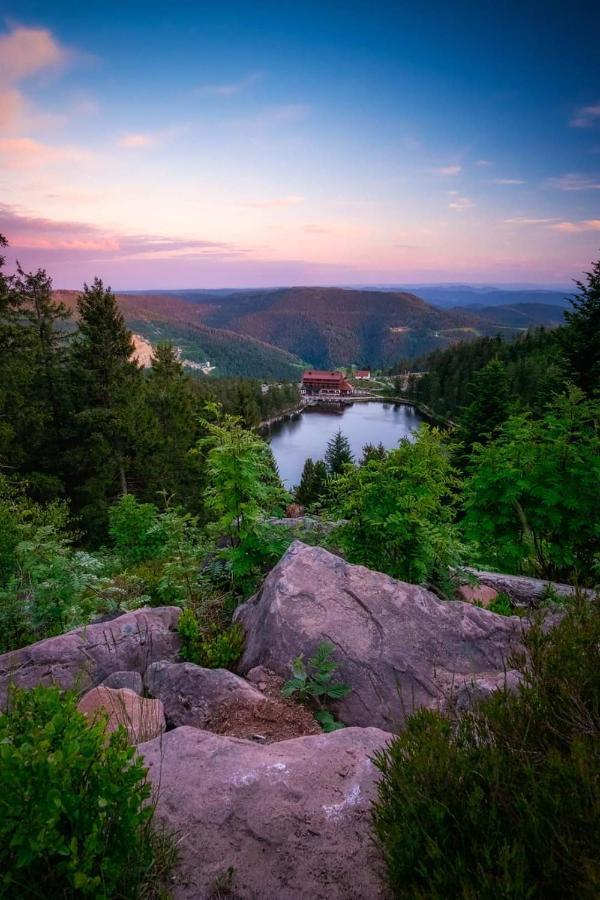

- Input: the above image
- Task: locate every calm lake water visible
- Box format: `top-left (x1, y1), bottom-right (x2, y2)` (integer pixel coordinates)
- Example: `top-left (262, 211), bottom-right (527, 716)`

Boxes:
top-left (266, 401), bottom-right (424, 488)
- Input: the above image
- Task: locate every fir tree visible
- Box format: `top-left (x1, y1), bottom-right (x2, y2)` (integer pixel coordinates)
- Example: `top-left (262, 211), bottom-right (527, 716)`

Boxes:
top-left (325, 430), bottom-right (354, 476)
top-left (68, 278), bottom-right (141, 538)
top-left (360, 442), bottom-right (387, 465)
top-left (560, 255), bottom-right (600, 395)
top-left (458, 358), bottom-right (511, 454)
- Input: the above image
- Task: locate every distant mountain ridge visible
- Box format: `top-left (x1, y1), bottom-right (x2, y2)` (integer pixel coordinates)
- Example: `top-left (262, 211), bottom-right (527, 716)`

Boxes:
top-left (54, 284), bottom-right (567, 375)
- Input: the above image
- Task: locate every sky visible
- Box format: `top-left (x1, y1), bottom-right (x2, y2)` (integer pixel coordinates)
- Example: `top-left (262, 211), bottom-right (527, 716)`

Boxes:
top-left (0, 0), bottom-right (599, 289)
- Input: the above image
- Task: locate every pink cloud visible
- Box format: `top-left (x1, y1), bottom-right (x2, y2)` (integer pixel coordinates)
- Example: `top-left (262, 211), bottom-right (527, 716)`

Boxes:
top-left (570, 104), bottom-right (600, 127)
top-left (0, 137), bottom-right (91, 169)
top-left (0, 26), bottom-right (67, 84)
top-left (118, 132), bottom-right (157, 149)
top-left (198, 71), bottom-right (263, 97)
top-left (550, 220), bottom-right (600, 233)
top-left (240, 195), bottom-right (304, 209)
top-left (431, 165), bottom-right (461, 176)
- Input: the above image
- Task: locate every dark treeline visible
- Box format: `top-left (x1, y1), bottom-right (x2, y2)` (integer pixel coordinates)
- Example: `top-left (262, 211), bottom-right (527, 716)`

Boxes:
top-left (0, 235), bottom-right (298, 544)
top-left (390, 328), bottom-right (564, 420)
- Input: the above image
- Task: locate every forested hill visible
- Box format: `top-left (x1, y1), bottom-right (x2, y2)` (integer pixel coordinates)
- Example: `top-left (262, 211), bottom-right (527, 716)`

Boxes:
top-left (200, 286), bottom-right (481, 367)
top-left (54, 290), bottom-right (306, 380)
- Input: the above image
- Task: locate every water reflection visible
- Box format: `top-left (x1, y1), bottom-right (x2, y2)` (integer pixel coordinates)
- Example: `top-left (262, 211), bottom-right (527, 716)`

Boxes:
top-left (266, 401), bottom-right (423, 488)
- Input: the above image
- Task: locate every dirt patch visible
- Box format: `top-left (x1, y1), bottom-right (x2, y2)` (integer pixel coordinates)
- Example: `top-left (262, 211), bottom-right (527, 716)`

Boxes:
top-left (208, 669), bottom-right (321, 743)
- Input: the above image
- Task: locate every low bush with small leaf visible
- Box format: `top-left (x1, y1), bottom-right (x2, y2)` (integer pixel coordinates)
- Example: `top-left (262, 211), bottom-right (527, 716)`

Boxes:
top-left (282, 642), bottom-right (351, 731)
top-left (372, 595), bottom-right (600, 898)
top-left (0, 684), bottom-right (175, 898)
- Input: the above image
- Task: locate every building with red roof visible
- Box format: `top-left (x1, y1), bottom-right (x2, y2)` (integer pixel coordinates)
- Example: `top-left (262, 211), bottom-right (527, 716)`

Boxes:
top-left (301, 370), bottom-right (354, 396)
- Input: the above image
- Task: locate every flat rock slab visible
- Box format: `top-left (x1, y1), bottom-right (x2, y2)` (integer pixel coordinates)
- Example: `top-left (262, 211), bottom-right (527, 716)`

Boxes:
top-left (0, 607), bottom-right (181, 707)
top-left (236, 541), bottom-right (523, 730)
top-left (78, 685), bottom-right (166, 744)
top-left (140, 725), bottom-right (391, 899)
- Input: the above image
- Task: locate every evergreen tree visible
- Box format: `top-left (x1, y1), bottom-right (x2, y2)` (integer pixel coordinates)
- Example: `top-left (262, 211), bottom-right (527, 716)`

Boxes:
top-left (560, 255), bottom-right (600, 395)
top-left (325, 430), bottom-right (354, 476)
top-left (458, 358), bottom-right (511, 454)
top-left (360, 442), bottom-right (387, 465)
top-left (141, 343), bottom-right (201, 506)
top-left (295, 458), bottom-right (316, 507)
top-left (68, 278), bottom-right (141, 538)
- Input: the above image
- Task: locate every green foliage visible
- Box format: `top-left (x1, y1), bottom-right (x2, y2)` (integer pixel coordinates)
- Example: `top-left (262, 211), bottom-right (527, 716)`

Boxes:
top-left (282, 642), bottom-right (351, 731)
top-left (560, 256), bottom-right (600, 396)
top-left (360, 442), bottom-right (387, 465)
top-left (457, 357), bottom-right (512, 454)
top-left (487, 591), bottom-right (515, 616)
top-left (178, 604), bottom-right (245, 669)
top-left (464, 388), bottom-right (600, 581)
top-left (0, 685), bottom-right (171, 898)
top-left (332, 425), bottom-right (464, 587)
top-left (294, 457), bottom-right (329, 509)
top-left (372, 595), bottom-right (600, 899)
top-left (108, 494), bottom-right (164, 564)
top-left (325, 429), bottom-right (354, 476)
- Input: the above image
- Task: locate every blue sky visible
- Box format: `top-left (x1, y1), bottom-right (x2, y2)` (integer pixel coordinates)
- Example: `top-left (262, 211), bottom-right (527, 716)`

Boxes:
top-left (1, 0), bottom-right (599, 287)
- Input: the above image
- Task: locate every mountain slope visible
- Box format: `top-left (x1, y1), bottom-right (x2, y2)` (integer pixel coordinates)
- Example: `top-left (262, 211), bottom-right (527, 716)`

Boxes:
top-left (202, 287), bottom-right (481, 368)
top-left (54, 291), bottom-right (306, 379)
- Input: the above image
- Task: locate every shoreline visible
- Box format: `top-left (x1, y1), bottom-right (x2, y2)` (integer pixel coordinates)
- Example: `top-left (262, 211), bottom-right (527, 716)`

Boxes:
top-left (258, 394), bottom-right (450, 431)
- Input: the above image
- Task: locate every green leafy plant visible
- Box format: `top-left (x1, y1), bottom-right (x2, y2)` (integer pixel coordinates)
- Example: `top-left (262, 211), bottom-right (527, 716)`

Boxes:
top-left (0, 685), bottom-right (174, 898)
top-left (178, 603), bottom-right (245, 670)
top-left (487, 591), bottom-right (514, 616)
top-left (282, 642), bottom-right (351, 731)
top-left (372, 594), bottom-right (600, 898)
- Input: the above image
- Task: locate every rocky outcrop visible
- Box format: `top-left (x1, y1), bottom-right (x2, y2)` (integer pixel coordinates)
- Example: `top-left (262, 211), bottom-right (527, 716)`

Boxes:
top-left (236, 542), bottom-right (523, 730)
top-left (101, 670), bottom-right (144, 694)
top-left (140, 725), bottom-right (391, 899)
top-left (145, 660), bottom-right (266, 729)
top-left (454, 669), bottom-right (523, 712)
top-left (0, 607), bottom-right (181, 706)
top-left (456, 583), bottom-right (499, 607)
top-left (467, 569), bottom-right (591, 606)
top-left (78, 685), bottom-right (166, 743)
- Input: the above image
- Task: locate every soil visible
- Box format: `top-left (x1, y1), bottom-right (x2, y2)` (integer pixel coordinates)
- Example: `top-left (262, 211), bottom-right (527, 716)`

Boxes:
top-left (208, 669), bottom-right (321, 743)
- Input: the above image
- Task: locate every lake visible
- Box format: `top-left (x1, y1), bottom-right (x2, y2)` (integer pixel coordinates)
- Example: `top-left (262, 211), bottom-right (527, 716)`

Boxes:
top-left (266, 401), bottom-right (424, 488)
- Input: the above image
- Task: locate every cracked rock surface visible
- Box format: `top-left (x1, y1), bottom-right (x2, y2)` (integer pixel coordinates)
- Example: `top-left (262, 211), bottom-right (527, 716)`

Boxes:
top-left (140, 725), bottom-right (391, 899)
top-left (236, 541), bottom-right (523, 729)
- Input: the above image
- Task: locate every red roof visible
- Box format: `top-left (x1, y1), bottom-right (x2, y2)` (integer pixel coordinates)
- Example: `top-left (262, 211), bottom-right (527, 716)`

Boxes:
top-left (302, 370), bottom-right (345, 382)
top-left (356, 370), bottom-right (370, 376)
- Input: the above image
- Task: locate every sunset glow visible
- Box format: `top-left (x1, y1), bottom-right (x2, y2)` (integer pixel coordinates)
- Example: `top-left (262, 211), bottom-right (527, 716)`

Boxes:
top-left (1, 2), bottom-right (599, 288)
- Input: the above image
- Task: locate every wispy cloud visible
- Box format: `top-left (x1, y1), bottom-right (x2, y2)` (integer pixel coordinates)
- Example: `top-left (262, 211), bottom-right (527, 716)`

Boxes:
top-left (240, 195), bottom-right (304, 209)
top-left (197, 71), bottom-right (263, 97)
top-left (448, 195), bottom-right (474, 211)
top-left (475, 159), bottom-right (493, 167)
top-left (228, 103), bottom-right (311, 129)
top-left (504, 216), bottom-right (560, 225)
top-left (570, 104), bottom-right (600, 127)
top-left (117, 125), bottom-right (188, 150)
top-left (0, 203), bottom-right (244, 262)
top-left (431, 164), bottom-right (461, 176)
top-left (545, 172), bottom-right (600, 191)
top-left (0, 136), bottom-right (91, 169)
top-left (0, 26), bottom-right (70, 134)
top-left (493, 178), bottom-right (526, 185)
top-left (550, 219), bottom-right (600, 233)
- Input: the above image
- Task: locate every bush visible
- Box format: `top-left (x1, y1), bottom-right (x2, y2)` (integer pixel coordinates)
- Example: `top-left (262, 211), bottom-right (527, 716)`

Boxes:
top-left (0, 685), bottom-right (171, 898)
top-left (372, 597), bottom-right (600, 898)
top-left (179, 601), bottom-right (245, 670)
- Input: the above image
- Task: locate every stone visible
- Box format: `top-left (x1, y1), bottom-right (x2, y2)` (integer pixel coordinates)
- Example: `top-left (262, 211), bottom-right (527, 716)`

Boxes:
top-left (456, 583), bottom-right (499, 607)
top-left (236, 541), bottom-right (523, 730)
top-left (101, 670), bottom-right (144, 694)
top-left (455, 669), bottom-right (523, 712)
top-left (0, 607), bottom-right (181, 707)
top-left (466, 568), bottom-right (592, 607)
top-left (140, 725), bottom-right (391, 899)
top-left (145, 660), bottom-right (266, 729)
top-left (78, 686), bottom-right (165, 744)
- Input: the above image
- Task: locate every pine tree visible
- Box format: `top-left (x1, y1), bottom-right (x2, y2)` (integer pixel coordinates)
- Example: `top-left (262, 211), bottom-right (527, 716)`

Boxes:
top-left (458, 358), bottom-right (511, 455)
top-left (68, 278), bottom-right (141, 538)
top-left (325, 430), bottom-right (354, 476)
top-left (560, 255), bottom-right (600, 395)
top-left (360, 442), bottom-right (387, 465)
top-left (295, 458), bottom-right (316, 506)
top-left (141, 343), bottom-right (200, 506)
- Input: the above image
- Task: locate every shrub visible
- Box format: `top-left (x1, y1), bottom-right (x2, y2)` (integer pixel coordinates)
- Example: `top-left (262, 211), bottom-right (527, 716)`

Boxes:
top-left (282, 642), bottom-right (351, 731)
top-left (179, 601), bottom-right (245, 670)
top-left (0, 685), bottom-right (172, 898)
top-left (372, 596), bottom-right (600, 898)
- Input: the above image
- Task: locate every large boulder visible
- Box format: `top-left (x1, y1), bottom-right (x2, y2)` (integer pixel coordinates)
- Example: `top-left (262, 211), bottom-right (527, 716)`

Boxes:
top-left (0, 607), bottom-right (181, 706)
top-left (236, 542), bottom-right (523, 730)
top-left (145, 660), bottom-right (266, 729)
top-left (140, 725), bottom-right (391, 899)
top-left (467, 568), bottom-right (591, 607)
top-left (78, 685), bottom-right (166, 744)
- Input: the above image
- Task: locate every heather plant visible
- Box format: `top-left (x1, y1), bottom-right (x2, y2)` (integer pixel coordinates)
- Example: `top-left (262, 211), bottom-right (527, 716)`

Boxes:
top-left (0, 685), bottom-right (174, 898)
top-left (372, 595), bottom-right (600, 898)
